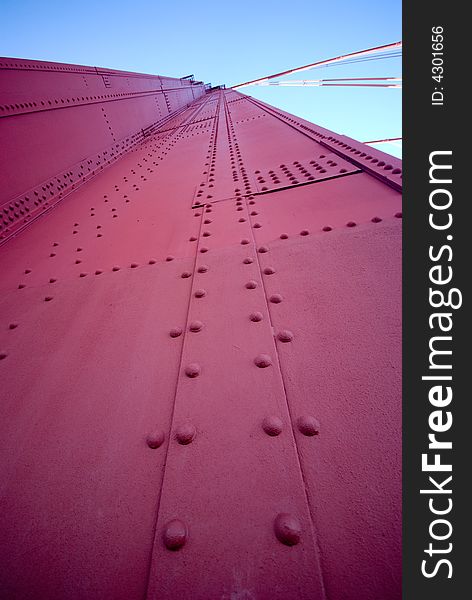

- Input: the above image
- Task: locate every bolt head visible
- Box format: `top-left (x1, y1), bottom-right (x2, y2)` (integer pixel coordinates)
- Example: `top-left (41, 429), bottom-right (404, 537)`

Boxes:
top-left (163, 519), bottom-right (187, 550)
top-left (254, 354), bottom-right (272, 368)
top-left (175, 423), bottom-right (196, 445)
top-left (297, 415), bottom-right (321, 436)
top-left (185, 363), bottom-right (201, 378)
top-left (277, 330), bottom-right (294, 343)
top-left (249, 312), bottom-right (263, 322)
top-left (146, 430), bottom-right (165, 449)
top-left (189, 320), bottom-right (203, 332)
top-left (274, 513), bottom-right (301, 546)
top-left (262, 416), bottom-right (283, 436)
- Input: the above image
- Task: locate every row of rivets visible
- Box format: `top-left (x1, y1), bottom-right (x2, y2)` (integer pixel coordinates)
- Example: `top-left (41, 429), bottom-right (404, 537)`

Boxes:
top-left (160, 512), bottom-right (303, 551)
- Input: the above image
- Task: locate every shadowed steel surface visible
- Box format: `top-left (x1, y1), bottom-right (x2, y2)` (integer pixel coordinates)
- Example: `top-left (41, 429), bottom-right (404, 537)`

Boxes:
top-left (0, 59), bottom-right (401, 600)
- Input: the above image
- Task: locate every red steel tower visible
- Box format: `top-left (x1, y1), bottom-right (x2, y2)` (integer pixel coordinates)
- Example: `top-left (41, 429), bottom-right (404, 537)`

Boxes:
top-left (0, 58), bottom-right (401, 599)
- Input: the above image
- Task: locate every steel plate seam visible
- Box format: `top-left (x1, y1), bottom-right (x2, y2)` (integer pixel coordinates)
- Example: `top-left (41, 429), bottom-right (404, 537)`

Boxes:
top-left (143, 106), bottom-right (211, 599)
top-left (225, 91), bottom-right (329, 598)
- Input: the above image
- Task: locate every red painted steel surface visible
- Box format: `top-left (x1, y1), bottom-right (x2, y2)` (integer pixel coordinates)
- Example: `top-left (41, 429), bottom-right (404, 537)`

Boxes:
top-left (0, 57), bottom-right (206, 241)
top-left (0, 60), bottom-right (401, 599)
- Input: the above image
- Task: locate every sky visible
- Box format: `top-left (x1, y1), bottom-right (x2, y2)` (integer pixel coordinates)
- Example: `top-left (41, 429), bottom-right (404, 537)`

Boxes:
top-left (0, 0), bottom-right (401, 157)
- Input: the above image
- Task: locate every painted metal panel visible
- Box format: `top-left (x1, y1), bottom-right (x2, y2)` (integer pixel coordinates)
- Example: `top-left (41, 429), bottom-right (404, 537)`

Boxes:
top-left (0, 68), bottom-right (401, 599)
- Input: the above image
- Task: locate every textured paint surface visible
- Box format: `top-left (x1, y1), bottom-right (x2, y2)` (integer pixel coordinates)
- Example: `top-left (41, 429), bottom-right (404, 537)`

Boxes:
top-left (0, 60), bottom-right (401, 599)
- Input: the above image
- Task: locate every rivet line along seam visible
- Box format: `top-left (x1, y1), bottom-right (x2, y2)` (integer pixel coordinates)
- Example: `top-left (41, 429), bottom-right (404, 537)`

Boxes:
top-left (245, 94), bottom-right (402, 192)
top-left (225, 91), bottom-right (328, 600)
top-left (0, 97), bottom-right (206, 245)
top-left (0, 86), bottom-right (203, 120)
top-left (143, 94), bottom-right (213, 599)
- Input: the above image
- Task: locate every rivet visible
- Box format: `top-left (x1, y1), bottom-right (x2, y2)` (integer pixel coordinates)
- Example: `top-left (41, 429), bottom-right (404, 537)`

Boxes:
top-left (197, 265), bottom-right (209, 273)
top-left (204, 219), bottom-right (212, 224)
top-left (189, 320), bottom-right (203, 332)
top-left (277, 330), bottom-right (294, 343)
top-left (297, 415), bottom-right (321, 436)
top-left (300, 229), bottom-right (309, 236)
top-left (0, 353), bottom-right (7, 360)
top-left (263, 267), bottom-right (275, 275)
top-left (269, 294), bottom-right (283, 304)
top-left (241, 239), bottom-right (250, 245)
top-left (346, 221), bottom-right (356, 227)
top-left (175, 423), bottom-right (196, 444)
top-left (254, 354), bottom-right (272, 368)
top-left (181, 271), bottom-right (192, 278)
top-left (246, 280), bottom-right (258, 289)
top-left (280, 233), bottom-right (288, 239)
top-left (274, 513), bottom-right (301, 546)
top-left (112, 266), bottom-right (120, 271)
top-left (53, 242), bottom-right (59, 247)
top-left (194, 289), bottom-right (206, 298)
top-left (163, 519), bottom-right (188, 550)
top-left (50, 253), bottom-right (56, 257)
top-left (189, 236), bottom-right (197, 242)
top-left (371, 216), bottom-right (382, 223)
top-left (146, 430), bottom-right (165, 449)
top-left (238, 218), bottom-right (246, 223)
top-left (262, 416), bottom-right (283, 436)
top-left (49, 278), bottom-right (57, 283)
top-left (130, 263), bottom-right (138, 268)
top-left (77, 247), bottom-right (82, 252)
top-left (258, 246), bottom-right (268, 253)
top-left (395, 211), bottom-right (402, 218)
top-left (18, 284), bottom-right (26, 289)
top-left (148, 259), bottom-right (156, 264)
top-left (24, 269), bottom-right (31, 274)
top-left (166, 255), bottom-right (175, 262)
top-left (254, 223), bottom-right (261, 229)
top-left (95, 269), bottom-right (103, 275)
top-left (79, 272), bottom-right (87, 277)
top-left (44, 296), bottom-right (53, 302)
top-left (322, 226), bottom-right (332, 232)
top-left (200, 247), bottom-right (209, 253)
top-left (185, 363), bottom-right (201, 378)
top-left (250, 311), bottom-right (263, 322)
top-left (202, 231), bottom-right (211, 237)
top-left (243, 257), bottom-right (254, 264)
top-left (169, 327), bottom-right (183, 338)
